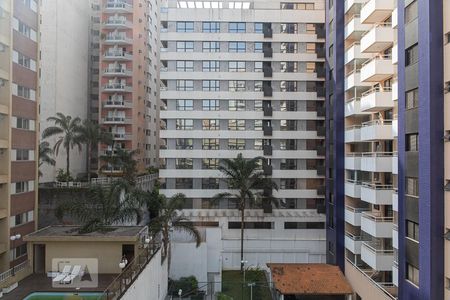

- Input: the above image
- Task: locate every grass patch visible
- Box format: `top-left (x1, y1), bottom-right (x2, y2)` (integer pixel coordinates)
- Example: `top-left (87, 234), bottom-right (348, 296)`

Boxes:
top-left (221, 270), bottom-right (272, 300)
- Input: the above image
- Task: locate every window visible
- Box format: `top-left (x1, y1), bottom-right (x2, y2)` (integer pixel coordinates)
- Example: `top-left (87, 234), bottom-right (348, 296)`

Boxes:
top-left (20, 0), bottom-right (38, 11)
top-left (203, 61), bottom-right (220, 72)
top-left (254, 81), bottom-right (263, 91)
top-left (202, 80), bottom-right (220, 91)
top-left (176, 99), bottom-right (193, 111)
top-left (229, 22), bottom-right (246, 33)
top-left (176, 158), bottom-right (193, 169)
top-left (280, 23), bottom-right (298, 34)
top-left (254, 100), bottom-right (263, 111)
top-left (281, 120), bottom-right (297, 131)
top-left (14, 18), bottom-right (37, 41)
top-left (405, 177), bottom-right (419, 197)
top-left (228, 120), bottom-right (246, 131)
top-left (405, 1), bottom-right (418, 23)
top-left (406, 220), bottom-right (419, 242)
top-left (202, 139), bottom-right (219, 150)
top-left (306, 23), bottom-right (316, 34)
top-left (202, 158), bottom-right (219, 169)
top-left (202, 41), bottom-right (220, 53)
top-left (16, 117), bottom-right (30, 130)
top-left (176, 80), bottom-right (194, 91)
top-left (176, 21), bottom-right (194, 32)
top-left (176, 119), bottom-right (194, 130)
top-left (202, 119), bottom-right (219, 130)
top-left (254, 120), bottom-right (262, 131)
top-left (281, 159), bottom-right (297, 170)
top-left (10, 244), bottom-right (27, 261)
top-left (406, 134), bottom-right (419, 151)
top-left (176, 41), bottom-right (194, 52)
top-left (306, 62), bottom-right (316, 73)
top-left (280, 42), bottom-right (297, 53)
top-left (203, 22), bottom-right (220, 33)
top-left (254, 23), bottom-right (263, 33)
top-left (280, 62), bottom-right (298, 72)
top-left (280, 81), bottom-right (297, 92)
top-left (176, 138), bottom-right (193, 149)
top-left (229, 222), bottom-right (273, 229)
top-left (228, 100), bottom-right (246, 111)
top-left (202, 99), bottom-right (219, 111)
top-left (280, 179), bottom-right (296, 189)
top-left (406, 44), bottom-right (418, 66)
top-left (254, 61), bottom-right (263, 72)
top-left (407, 264), bottom-right (419, 286)
top-left (229, 42), bottom-right (246, 53)
top-left (11, 211), bottom-right (34, 227)
top-left (16, 149), bottom-right (30, 161)
top-left (284, 222), bottom-right (325, 229)
top-left (281, 2), bottom-right (315, 10)
top-left (228, 139), bottom-right (246, 150)
top-left (202, 178), bottom-right (219, 189)
top-left (13, 84), bottom-right (35, 101)
top-left (254, 139), bottom-right (263, 150)
top-left (15, 181), bottom-right (30, 194)
top-left (280, 100), bottom-right (297, 111)
top-left (228, 61), bottom-right (246, 72)
top-left (175, 178), bottom-right (193, 189)
top-left (176, 61), bottom-right (194, 72)
top-left (306, 43), bottom-right (316, 53)
top-left (13, 51), bottom-right (35, 71)
top-left (229, 80), bottom-right (246, 91)
top-left (406, 88), bottom-right (419, 109)
top-left (280, 139), bottom-right (296, 150)
top-left (254, 42), bottom-right (263, 53)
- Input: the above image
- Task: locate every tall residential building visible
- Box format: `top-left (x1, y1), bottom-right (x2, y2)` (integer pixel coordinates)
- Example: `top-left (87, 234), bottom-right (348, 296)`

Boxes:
top-left (0, 0), bottom-right (39, 270)
top-left (160, 0), bottom-right (327, 270)
top-left (326, 1), bottom-right (446, 299)
top-left (39, 0), bottom-right (91, 182)
top-left (98, 0), bottom-right (160, 174)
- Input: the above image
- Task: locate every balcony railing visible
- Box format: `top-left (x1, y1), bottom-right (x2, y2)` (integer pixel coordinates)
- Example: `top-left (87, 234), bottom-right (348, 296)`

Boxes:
top-left (104, 35), bottom-right (133, 44)
top-left (103, 83), bottom-right (132, 92)
top-left (104, 19), bottom-right (132, 27)
top-left (104, 2), bottom-right (133, 11)
top-left (361, 212), bottom-right (393, 223)
top-left (345, 204), bottom-right (370, 214)
top-left (104, 51), bottom-right (133, 60)
top-left (103, 68), bottom-right (132, 76)
top-left (362, 241), bottom-right (394, 254)
top-left (102, 117), bottom-right (132, 124)
top-left (361, 86), bottom-right (392, 97)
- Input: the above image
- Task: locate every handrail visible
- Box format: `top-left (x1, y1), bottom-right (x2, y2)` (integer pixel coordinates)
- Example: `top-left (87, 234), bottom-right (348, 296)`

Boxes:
top-left (345, 205), bottom-right (370, 213)
top-left (361, 212), bottom-right (393, 222)
top-left (345, 124), bottom-right (362, 130)
top-left (361, 119), bottom-right (393, 126)
top-left (0, 261), bottom-right (30, 284)
top-left (345, 97), bottom-right (361, 103)
top-left (362, 86), bottom-right (393, 97)
top-left (346, 179), bottom-right (362, 184)
top-left (362, 54), bottom-right (393, 66)
top-left (361, 182), bottom-right (393, 189)
top-left (361, 152), bottom-right (394, 157)
top-left (346, 152), bottom-right (362, 157)
top-left (361, 22), bottom-right (393, 37)
top-left (345, 14), bottom-right (361, 25)
top-left (362, 241), bottom-right (394, 253)
top-left (345, 231), bottom-right (365, 241)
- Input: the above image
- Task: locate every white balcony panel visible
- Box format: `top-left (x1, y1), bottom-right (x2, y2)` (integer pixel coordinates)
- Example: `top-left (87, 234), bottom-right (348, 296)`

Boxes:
top-left (360, 56), bottom-right (394, 82)
top-left (392, 8), bottom-right (398, 28)
top-left (361, 242), bottom-right (394, 271)
top-left (393, 264), bottom-right (399, 286)
top-left (345, 180), bottom-right (362, 198)
top-left (345, 234), bottom-right (363, 254)
top-left (160, 189), bottom-right (320, 199)
top-left (345, 206), bottom-right (369, 226)
top-left (393, 226), bottom-right (398, 249)
top-left (345, 71), bottom-right (372, 91)
top-left (361, 153), bottom-right (393, 172)
top-left (345, 98), bottom-right (370, 117)
top-left (345, 43), bottom-right (373, 65)
top-left (361, 213), bottom-right (393, 238)
top-left (392, 192), bottom-right (398, 212)
top-left (392, 81), bottom-right (398, 101)
top-left (392, 154), bottom-right (398, 174)
top-left (392, 119), bottom-right (398, 138)
top-left (361, 0), bottom-right (395, 24)
top-left (360, 89), bottom-right (393, 112)
top-left (392, 43), bottom-right (398, 65)
top-left (360, 25), bottom-right (394, 53)
top-left (345, 17), bottom-right (372, 41)
top-left (345, 0), bottom-right (366, 13)
top-left (345, 155), bottom-right (362, 170)
top-left (360, 122), bottom-right (393, 141)
top-left (345, 126), bottom-right (361, 143)
top-left (360, 184), bottom-right (394, 205)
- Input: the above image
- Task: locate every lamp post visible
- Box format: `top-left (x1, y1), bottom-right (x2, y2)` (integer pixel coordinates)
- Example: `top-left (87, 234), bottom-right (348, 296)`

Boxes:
top-left (10, 233), bottom-right (21, 276)
top-left (178, 288), bottom-right (182, 300)
top-left (240, 260), bottom-right (248, 299)
top-left (248, 282), bottom-right (256, 300)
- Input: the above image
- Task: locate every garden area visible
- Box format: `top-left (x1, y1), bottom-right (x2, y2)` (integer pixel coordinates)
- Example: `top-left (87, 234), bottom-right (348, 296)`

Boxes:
top-left (219, 270), bottom-right (272, 300)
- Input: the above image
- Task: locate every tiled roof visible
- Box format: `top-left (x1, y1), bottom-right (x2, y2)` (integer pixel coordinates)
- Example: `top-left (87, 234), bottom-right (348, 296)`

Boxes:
top-left (267, 263), bottom-right (353, 295)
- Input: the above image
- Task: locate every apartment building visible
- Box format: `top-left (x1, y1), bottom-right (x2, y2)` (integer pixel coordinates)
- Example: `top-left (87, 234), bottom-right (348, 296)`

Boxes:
top-left (0, 0), bottom-right (39, 271)
top-left (98, 0), bottom-right (160, 174)
top-left (160, 0), bottom-right (327, 271)
top-left (327, 1), bottom-right (447, 299)
top-left (39, 0), bottom-right (91, 182)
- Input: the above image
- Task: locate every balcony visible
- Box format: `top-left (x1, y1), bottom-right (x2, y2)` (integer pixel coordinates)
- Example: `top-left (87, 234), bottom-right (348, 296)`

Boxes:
top-left (345, 43), bottom-right (373, 65)
top-left (104, 1), bottom-right (133, 13)
top-left (103, 99), bottom-right (132, 108)
top-left (360, 87), bottom-right (393, 112)
top-left (345, 179), bottom-right (362, 198)
top-left (112, 133), bottom-right (132, 140)
top-left (263, 125), bottom-right (273, 136)
top-left (392, 80), bottom-right (398, 101)
top-left (103, 18), bottom-right (133, 29)
top-left (345, 125), bottom-right (361, 143)
top-left (360, 55), bottom-right (394, 82)
top-left (263, 145), bottom-right (272, 156)
top-left (361, 242), bottom-right (394, 271)
top-left (103, 68), bottom-right (132, 77)
top-left (360, 120), bottom-right (393, 141)
top-left (263, 106), bottom-right (273, 117)
top-left (345, 153), bottom-right (362, 170)
top-left (344, 15), bottom-right (372, 41)
top-left (360, 0), bottom-right (395, 24)
top-left (361, 212), bottom-right (393, 238)
top-left (345, 232), bottom-right (364, 254)
top-left (103, 83), bottom-right (132, 92)
top-left (360, 182), bottom-right (394, 205)
top-left (392, 153), bottom-right (398, 174)
top-left (103, 51), bottom-right (132, 60)
top-left (102, 116), bottom-right (132, 124)
top-left (345, 205), bottom-right (370, 226)
top-left (345, 97), bottom-right (370, 117)
top-left (344, 0), bottom-right (366, 14)
top-left (392, 225), bottom-right (398, 249)
top-left (103, 34), bottom-right (133, 45)
top-left (392, 191), bottom-right (398, 212)
top-left (361, 152), bottom-right (394, 172)
top-left (345, 70), bottom-right (372, 91)
top-left (360, 23), bottom-right (394, 53)
top-left (393, 263), bottom-right (399, 286)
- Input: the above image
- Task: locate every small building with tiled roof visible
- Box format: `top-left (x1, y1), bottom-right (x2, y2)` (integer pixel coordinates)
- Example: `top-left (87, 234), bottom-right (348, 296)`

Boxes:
top-left (267, 263), bottom-right (353, 300)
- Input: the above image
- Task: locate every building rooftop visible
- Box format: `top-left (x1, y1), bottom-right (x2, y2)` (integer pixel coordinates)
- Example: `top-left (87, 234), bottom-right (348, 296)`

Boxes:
top-left (267, 263), bottom-right (353, 296)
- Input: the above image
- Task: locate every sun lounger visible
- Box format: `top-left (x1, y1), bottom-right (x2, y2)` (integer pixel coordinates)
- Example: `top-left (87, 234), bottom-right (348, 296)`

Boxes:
top-left (63, 265), bottom-right (83, 284)
top-left (52, 265), bottom-right (72, 283)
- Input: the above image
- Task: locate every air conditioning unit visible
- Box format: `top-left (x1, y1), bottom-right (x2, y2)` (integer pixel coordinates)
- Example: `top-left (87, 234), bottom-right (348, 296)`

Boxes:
top-left (445, 82), bottom-right (450, 94)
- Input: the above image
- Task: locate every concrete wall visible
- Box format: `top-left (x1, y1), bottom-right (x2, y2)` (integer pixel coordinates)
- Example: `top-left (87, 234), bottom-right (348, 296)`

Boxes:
top-left (40, 0), bottom-right (91, 182)
top-left (345, 261), bottom-right (392, 300)
top-left (122, 248), bottom-right (169, 300)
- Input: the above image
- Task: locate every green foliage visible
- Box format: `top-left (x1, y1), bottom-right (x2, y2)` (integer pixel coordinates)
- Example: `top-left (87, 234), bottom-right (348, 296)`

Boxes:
top-left (147, 166), bottom-right (159, 174)
top-left (222, 270), bottom-right (272, 300)
top-left (56, 169), bottom-right (73, 182)
top-left (169, 276), bottom-right (198, 296)
top-left (38, 141), bottom-right (56, 177)
top-left (217, 293), bottom-right (234, 300)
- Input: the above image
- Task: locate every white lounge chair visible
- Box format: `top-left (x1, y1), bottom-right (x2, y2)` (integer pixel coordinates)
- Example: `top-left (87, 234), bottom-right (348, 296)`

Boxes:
top-left (63, 265), bottom-right (83, 284)
top-left (52, 265), bottom-right (72, 283)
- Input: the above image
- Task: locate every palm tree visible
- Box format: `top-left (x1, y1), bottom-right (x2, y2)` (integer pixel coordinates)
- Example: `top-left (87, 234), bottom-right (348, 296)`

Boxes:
top-left (214, 153), bottom-right (277, 272)
top-left (42, 113), bottom-right (82, 176)
top-left (147, 192), bottom-right (201, 265)
top-left (38, 141), bottom-right (56, 177)
top-left (56, 179), bottom-right (145, 233)
top-left (100, 147), bottom-right (138, 184)
top-left (77, 120), bottom-right (113, 182)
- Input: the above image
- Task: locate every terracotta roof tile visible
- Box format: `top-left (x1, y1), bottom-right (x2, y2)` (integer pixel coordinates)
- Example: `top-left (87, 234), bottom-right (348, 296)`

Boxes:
top-left (267, 263), bottom-right (353, 295)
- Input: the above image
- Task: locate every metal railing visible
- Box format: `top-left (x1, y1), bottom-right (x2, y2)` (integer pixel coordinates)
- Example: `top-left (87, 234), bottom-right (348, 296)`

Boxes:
top-left (345, 96), bottom-right (361, 103)
top-left (362, 241), bottom-right (394, 254)
top-left (361, 182), bottom-right (394, 190)
top-left (0, 261), bottom-right (31, 284)
top-left (361, 152), bottom-right (394, 157)
top-left (361, 212), bottom-right (394, 223)
top-left (362, 54), bottom-right (393, 66)
top-left (362, 86), bottom-right (393, 97)
top-left (345, 124), bottom-right (362, 131)
top-left (345, 204), bottom-right (370, 214)
top-left (361, 119), bottom-right (393, 126)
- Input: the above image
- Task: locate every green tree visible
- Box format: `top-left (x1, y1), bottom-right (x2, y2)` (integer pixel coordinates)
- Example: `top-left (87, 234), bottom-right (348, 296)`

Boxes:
top-left (77, 119), bottom-right (113, 182)
top-left (42, 113), bottom-right (82, 176)
top-left (100, 147), bottom-right (138, 184)
top-left (214, 153), bottom-right (277, 272)
top-left (56, 179), bottom-right (145, 233)
top-left (38, 141), bottom-right (56, 177)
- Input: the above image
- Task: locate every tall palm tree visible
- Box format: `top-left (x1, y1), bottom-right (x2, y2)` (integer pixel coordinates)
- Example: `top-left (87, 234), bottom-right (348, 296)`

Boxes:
top-left (147, 192), bottom-right (201, 266)
top-left (42, 113), bottom-right (82, 176)
top-left (56, 179), bottom-right (145, 233)
top-left (100, 147), bottom-right (138, 184)
top-left (77, 120), bottom-right (113, 182)
top-left (214, 153), bottom-right (277, 272)
top-left (38, 141), bottom-right (56, 177)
